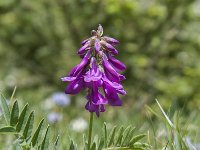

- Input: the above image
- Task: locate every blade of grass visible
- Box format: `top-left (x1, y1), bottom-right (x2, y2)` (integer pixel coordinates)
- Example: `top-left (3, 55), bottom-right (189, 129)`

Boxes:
top-left (155, 99), bottom-right (174, 128)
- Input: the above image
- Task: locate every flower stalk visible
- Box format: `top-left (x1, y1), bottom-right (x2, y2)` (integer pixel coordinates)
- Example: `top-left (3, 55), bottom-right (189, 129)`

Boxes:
top-left (87, 112), bottom-right (94, 150)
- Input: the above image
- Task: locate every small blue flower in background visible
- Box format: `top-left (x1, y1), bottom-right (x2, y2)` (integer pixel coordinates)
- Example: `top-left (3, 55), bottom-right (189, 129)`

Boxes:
top-left (51, 92), bottom-right (71, 107)
top-left (48, 112), bottom-right (63, 124)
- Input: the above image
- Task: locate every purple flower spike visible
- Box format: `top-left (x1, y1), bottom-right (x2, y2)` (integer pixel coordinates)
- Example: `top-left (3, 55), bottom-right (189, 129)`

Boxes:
top-left (61, 25), bottom-right (126, 116)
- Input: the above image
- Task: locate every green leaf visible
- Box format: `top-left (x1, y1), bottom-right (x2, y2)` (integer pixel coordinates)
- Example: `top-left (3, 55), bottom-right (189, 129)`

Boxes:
top-left (53, 135), bottom-right (60, 149)
top-left (130, 147), bottom-right (146, 150)
top-left (10, 100), bottom-right (19, 126)
top-left (16, 104), bottom-right (29, 132)
top-left (83, 134), bottom-right (88, 150)
top-left (69, 140), bottom-right (76, 150)
top-left (115, 126), bottom-right (124, 146)
top-left (23, 111), bottom-right (34, 140)
top-left (103, 122), bottom-right (107, 147)
top-left (177, 131), bottom-right (189, 150)
top-left (41, 125), bottom-right (50, 150)
top-left (108, 126), bottom-right (117, 146)
top-left (97, 136), bottom-right (104, 150)
top-left (129, 134), bottom-right (146, 146)
top-left (31, 119), bottom-right (44, 147)
top-left (121, 125), bottom-right (132, 146)
top-left (13, 141), bottom-right (23, 150)
top-left (125, 127), bottom-right (136, 143)
top-left (0, 94), bottom-right (11, 125)
top-left (132, 142), bottom-right (150, 149)
top-left (91, 142), bottom-right (96, 150)
top-left (0, 126), bottom-right (16, 133)
top-left (93, 135), bottom-right (99, 144)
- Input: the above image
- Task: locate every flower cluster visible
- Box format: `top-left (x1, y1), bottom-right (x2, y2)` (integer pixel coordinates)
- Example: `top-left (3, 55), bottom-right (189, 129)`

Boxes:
top-left (62, 25), bottom-right (126, 116)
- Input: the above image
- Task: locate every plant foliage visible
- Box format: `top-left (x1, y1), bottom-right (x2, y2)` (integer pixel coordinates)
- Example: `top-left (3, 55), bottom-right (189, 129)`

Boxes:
top-left (146, 99), bottom-right (196, 150)
top-left (0, 93), bottom-right (59, 150)
top-left (69, 123), bottom-right (150, 150)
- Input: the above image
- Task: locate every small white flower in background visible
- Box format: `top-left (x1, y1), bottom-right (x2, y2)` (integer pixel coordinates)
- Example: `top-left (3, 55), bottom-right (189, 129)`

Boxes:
top-left (48, 112), bottom-right (63, 124)
top-left (42, 98), bottom-right (54, 110)
top-left (51, 92), bottom-right (71, 107)
top-left (70, 117), bottom-right (88, 132)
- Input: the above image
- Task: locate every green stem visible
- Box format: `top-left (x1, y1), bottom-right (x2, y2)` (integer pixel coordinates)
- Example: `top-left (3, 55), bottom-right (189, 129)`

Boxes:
top-left (87, 112), bottom-right (94, 150)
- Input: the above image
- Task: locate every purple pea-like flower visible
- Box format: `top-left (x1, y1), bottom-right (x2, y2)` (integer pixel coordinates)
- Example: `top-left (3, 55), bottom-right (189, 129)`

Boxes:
top-left (101, 41), bottom-right (118, 55)
top-left (102, 36), bottom-right (119, 45)
top-left (108, 54), bottom-right (126, 72)
top-left (62, 25), bottom-right (126, 116)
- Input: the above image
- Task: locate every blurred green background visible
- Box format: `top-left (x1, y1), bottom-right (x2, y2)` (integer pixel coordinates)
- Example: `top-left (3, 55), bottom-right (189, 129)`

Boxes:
top-left (0, 0), bottom-right (200, 148)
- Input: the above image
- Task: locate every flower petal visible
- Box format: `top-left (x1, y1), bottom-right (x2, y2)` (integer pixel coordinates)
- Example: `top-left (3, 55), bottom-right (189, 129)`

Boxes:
top-left (102, 74), bottom-right (126, 95)
top-left (91, 85), bottom-right (107, 105)
top-left (78, 42), bottom-right (90, 55)
top-left (94, 39), bottom-right (100, 53)
top-left (61, 76), bottom-right (76, 82)
top-left (101, 41), bottom-right (118, 55)
top-left (103, 36), bottom-right (119, 45)
top-left (65, 78), bottom-right (84, 95)
top-left (85, 101), bottom-right (105, 117)
top-left (69, 50), bottom-right (91, 76)
top-left (84, 57), bottom-right (102, 83)
top-left (103, 83), bottom-right (122, 106)
top-left (108, 54), bottom-right (126, 72)
top-left (97, 24), bottom-right (103, 36)
top-left (102, 54), bottom-right (125, 82)
top-left (81, 38), bottom-right (90, 45)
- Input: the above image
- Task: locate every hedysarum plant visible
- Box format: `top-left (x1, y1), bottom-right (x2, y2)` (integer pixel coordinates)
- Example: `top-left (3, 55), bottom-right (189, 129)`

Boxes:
top-left (61, 24), bottom-right (126, 116)
top-left (61, 24), bottom-right (126, 149)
